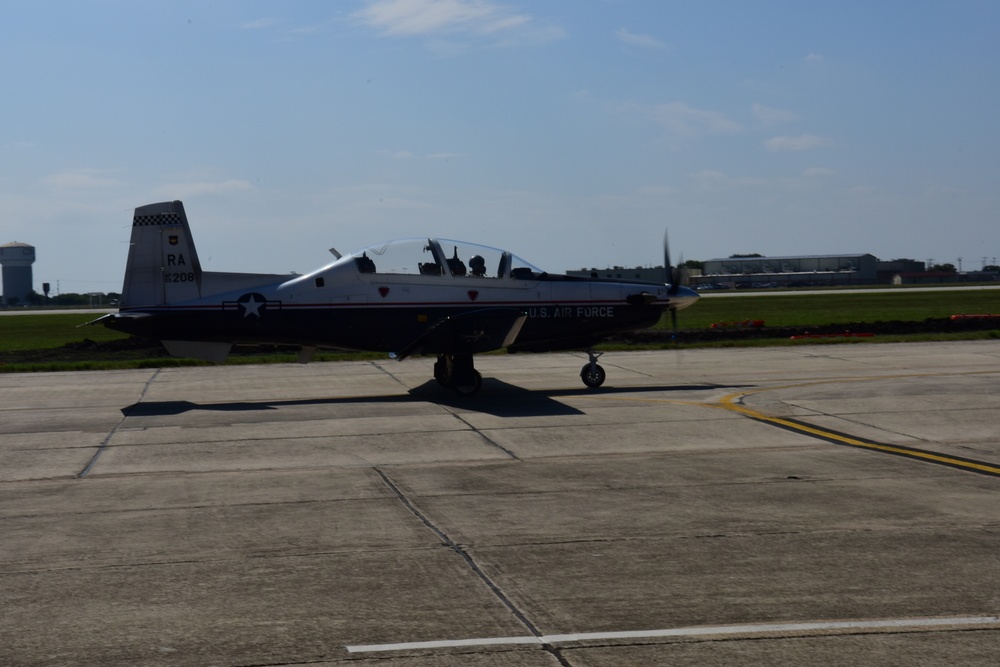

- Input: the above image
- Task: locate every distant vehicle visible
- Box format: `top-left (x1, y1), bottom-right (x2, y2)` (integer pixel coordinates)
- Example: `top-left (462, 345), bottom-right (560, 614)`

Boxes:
top-left (93, 201), bottom-right (699, 395)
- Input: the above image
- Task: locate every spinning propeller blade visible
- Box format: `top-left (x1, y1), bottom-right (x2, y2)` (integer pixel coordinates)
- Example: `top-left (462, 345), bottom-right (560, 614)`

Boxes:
top-left (664, 229), bottom-right (681, 296)
top-left (664, 229), bottom-right (683, 339)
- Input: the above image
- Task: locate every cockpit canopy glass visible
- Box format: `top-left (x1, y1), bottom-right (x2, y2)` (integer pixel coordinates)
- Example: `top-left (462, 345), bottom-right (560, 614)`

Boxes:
top-left (347, 238), bottom-right (544, 279)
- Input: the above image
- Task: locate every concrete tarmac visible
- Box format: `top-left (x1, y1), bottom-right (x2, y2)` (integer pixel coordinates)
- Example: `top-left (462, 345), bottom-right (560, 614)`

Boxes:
top-left (2, 342), bottom-right (1000, 666)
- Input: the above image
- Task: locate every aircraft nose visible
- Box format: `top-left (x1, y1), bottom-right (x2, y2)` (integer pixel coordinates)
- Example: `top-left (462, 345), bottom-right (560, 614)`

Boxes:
top-left (671, 285), bottom-right (700, 310)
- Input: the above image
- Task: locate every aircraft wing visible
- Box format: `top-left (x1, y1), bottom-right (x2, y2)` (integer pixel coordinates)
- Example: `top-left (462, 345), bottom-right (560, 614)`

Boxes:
top-left (392, 308), bottom-right (527, 361)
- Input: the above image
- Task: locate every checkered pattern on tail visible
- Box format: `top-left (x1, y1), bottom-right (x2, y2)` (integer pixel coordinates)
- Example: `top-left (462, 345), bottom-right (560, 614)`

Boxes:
top-left (133, 212), bottom-right (182, 226)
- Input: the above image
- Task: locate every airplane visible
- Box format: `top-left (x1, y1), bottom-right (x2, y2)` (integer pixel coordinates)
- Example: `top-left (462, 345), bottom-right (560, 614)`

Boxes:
top-left (93, 200), bottom-right (699, 395)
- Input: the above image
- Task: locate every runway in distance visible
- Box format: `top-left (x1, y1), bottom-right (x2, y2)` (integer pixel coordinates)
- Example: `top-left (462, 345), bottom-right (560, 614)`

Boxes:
top-left (94, 201), bottom-right (699, 395)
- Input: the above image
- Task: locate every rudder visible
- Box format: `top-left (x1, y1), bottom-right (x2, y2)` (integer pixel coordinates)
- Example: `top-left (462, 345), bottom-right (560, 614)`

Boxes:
top-left (120, 201), bottom-right (203, 307)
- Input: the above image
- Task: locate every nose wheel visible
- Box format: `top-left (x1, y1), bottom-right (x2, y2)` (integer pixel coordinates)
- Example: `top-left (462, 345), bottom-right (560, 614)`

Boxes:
top-left (580, 350), bottom-right (606, 388)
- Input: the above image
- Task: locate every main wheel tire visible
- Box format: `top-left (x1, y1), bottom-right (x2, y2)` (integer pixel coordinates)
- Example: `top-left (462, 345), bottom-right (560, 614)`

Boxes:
top-left (453, 370), bottom-right (483, 396)
top-left (580, 363), bottom-right (606, 388)
top-left (433, 356), bottom-right (450, 387)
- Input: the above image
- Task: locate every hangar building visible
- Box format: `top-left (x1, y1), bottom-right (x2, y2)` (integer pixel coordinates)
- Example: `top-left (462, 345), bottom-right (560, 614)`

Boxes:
top-left (699, 253), bottom-right (879, 287)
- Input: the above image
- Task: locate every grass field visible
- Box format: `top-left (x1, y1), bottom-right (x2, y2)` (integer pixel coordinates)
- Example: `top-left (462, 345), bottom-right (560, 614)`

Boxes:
top-left (0, 313), bottom-right (127, 352)
top-left (670, 289), bottom-right (1000, 329)
top-left (1, 288), bottom-right (998, 372)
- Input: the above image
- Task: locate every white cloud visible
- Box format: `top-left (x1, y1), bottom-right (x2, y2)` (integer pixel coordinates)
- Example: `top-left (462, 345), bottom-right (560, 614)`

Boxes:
top-left (355, 0), bottom-right (531, 36)
top-left (924, 184), bottom-right (963, 197)
top-left (380, 149), bottom-right (464, 160)
top-left (615, 28), bottom-right (667, 50)
top-left (752, 103), bottom-right (799, 124)
top-left (848, 185), bottom-right (880, 196)
top-left (41, 169), bottom-right (120, 190)
top-left (289, 24), bottom-right (329, 36)
top-left (691, 170), bottom-right (728, 188)
top-left (627, 101), bottom-right (741, 138)
top-left (805, 53), bottom-right (824, 62)
top-left (152, 179), bottom-right (254, 199)
top-left (240, 18), bottom-right (277, 30)
top-left (690, 169), bottom-right (772, 191)
top-left (765, 134), bottom-right (830, 151)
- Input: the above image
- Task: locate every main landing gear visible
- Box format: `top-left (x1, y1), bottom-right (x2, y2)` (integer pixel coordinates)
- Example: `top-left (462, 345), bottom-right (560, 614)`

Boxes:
top-left (434, 354), bottom-right (483, 396)
top-left (580, 349), bottom-right (606, 388)
top-left (433, 350), bottom-right (606, 395)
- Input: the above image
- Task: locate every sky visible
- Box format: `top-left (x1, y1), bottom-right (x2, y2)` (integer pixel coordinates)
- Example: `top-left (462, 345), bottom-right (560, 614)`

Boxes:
top-left (2, 0), bottom-right (1000, 295)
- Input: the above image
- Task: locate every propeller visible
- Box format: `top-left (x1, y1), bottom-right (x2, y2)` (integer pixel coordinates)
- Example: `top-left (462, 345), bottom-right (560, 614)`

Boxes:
top-left (663, 230), bottom-right (681, 339)
top-left (664, 230), bottom-right (683, 296)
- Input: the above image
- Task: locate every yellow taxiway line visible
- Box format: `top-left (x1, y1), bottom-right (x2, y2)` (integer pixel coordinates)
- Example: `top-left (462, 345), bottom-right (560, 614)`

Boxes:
top-left (716, 391), bottom-right (1000, 477)
top-left (576, 370), bottom-right (1000, 478)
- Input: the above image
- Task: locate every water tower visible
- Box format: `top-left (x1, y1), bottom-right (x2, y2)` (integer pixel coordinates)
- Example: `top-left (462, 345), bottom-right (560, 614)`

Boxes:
top-left (0, 242), bottom-right (36, 306)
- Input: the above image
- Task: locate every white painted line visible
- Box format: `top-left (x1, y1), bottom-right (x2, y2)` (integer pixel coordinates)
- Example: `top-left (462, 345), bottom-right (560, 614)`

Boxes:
top-left (348, 636), bottom-right (541, 653)
top-left (345, 615), bottom-right (1000, 653)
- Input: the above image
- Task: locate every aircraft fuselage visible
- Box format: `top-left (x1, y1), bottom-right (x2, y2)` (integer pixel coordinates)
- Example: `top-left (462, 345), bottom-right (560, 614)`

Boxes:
top-left (106, 272), bottom-right (675, 355)
top-left (98, 201), bottom-right (699, 393)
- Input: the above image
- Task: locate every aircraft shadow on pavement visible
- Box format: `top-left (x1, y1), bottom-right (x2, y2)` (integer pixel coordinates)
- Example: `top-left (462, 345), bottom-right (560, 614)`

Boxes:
top-left (120, 379), bottom-right (745, 419)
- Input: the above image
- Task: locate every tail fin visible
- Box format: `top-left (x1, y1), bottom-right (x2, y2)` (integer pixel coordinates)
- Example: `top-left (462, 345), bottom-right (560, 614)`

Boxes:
top-left (120, 201), bottom-right (203, 307)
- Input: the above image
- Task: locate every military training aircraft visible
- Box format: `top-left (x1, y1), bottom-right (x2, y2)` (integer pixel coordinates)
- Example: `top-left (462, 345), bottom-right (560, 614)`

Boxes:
top-left (95, 200), bottom-right (699, 395)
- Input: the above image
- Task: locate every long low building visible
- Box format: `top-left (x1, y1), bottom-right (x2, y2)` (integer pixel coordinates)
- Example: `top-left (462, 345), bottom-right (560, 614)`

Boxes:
top-left (699, 253), bottom-right (880, 287)
top-left (567, 255), bottom-right (998, 288)
top-left (564, 256), bottom-right (879, 287)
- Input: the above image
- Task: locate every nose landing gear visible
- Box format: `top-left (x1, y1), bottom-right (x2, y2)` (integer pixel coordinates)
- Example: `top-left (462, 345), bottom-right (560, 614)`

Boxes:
top-left (580, 349), bottom-right (606, 388)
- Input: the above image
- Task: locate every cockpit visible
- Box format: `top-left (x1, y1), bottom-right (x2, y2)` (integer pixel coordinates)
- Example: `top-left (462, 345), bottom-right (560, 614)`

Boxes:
top-left (347, 238), bottom-right (545, 280)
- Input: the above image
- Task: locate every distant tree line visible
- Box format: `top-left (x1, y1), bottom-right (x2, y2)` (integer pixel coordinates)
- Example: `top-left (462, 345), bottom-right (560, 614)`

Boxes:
top-left (3, 291), bottom-right (121, 307)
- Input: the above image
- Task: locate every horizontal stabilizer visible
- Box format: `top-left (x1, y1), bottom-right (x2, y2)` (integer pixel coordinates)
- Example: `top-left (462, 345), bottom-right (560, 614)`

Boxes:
top-left (83, 312), bottom-right (155, 330)
top-left (81, 313), bottom-right (114, 328)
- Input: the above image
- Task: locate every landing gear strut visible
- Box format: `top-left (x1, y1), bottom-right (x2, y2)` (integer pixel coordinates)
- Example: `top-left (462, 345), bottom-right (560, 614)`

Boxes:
top-left (434, 354), bottom-right (483, 396)
top-left (580, 349), bottom-right (606, 388)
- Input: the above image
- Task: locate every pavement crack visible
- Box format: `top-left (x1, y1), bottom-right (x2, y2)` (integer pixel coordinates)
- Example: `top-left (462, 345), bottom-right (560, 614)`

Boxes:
top-left (369, 360), bottom-right (411, 389)
top-left (77, 368), bottom-right (161, 479)
top-left (445, 410), bottom-right (521, 460)
top-left (374, 468), bottom-right (573, 666)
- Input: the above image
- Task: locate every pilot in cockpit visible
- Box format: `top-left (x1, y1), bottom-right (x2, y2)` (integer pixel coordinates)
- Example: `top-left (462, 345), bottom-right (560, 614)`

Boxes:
top-left (469, 254), bottom-right (487, 277)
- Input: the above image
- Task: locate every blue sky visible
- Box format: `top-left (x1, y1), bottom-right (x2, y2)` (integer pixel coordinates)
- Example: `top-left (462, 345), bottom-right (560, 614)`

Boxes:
top-left (3, 0), bottom-right (999, 294)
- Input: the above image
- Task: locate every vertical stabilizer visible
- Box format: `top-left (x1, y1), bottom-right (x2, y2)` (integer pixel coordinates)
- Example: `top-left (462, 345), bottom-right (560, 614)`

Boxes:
top-left (120, 201), bottom-right (203, 307)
